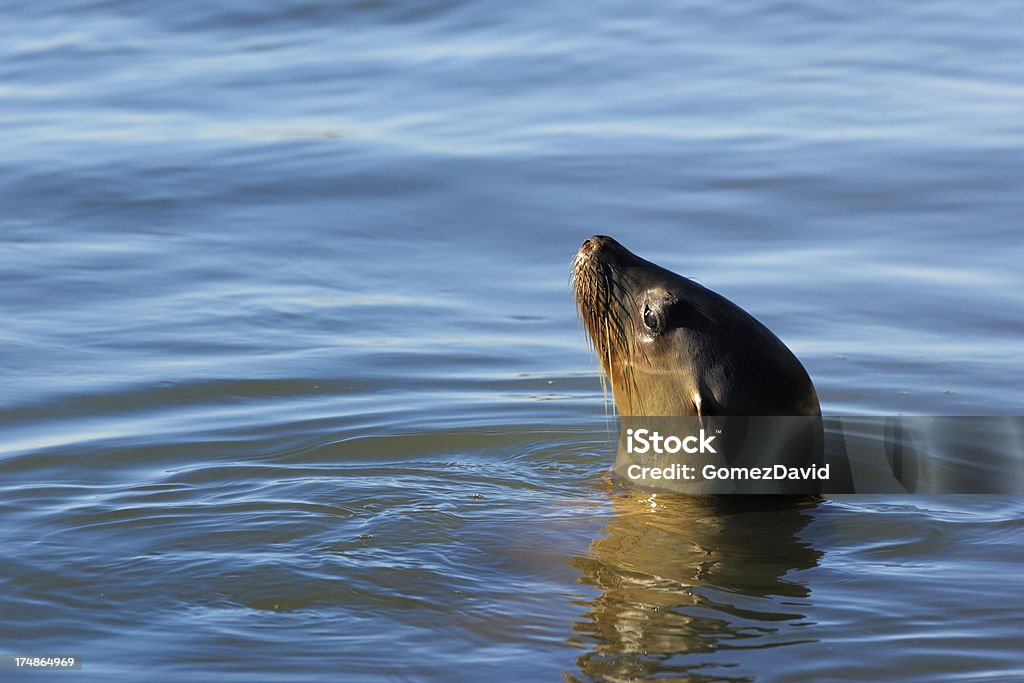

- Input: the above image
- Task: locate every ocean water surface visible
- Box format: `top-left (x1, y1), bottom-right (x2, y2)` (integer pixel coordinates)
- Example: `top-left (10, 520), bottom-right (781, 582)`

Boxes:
top-left (1, 1), bottom-right (1022, 680)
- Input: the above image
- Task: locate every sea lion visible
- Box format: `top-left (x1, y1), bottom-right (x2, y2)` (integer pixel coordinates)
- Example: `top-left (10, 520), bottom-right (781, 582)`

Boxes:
top-left (571, 235), bottom-right (820, 418)
top-left (572, 235), bottom-right (825, 493)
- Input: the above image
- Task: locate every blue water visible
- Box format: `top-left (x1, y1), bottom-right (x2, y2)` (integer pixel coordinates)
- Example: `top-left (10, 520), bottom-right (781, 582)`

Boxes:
top-left (1, 1), bottom-right (1022, 680)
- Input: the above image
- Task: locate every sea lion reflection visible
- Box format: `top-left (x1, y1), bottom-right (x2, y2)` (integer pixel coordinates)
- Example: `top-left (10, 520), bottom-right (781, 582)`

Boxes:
top-left (568, 494), bottom-right (822, 681)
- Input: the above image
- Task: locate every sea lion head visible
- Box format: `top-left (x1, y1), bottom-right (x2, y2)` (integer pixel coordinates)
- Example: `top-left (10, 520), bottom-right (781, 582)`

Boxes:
top-left (572, 235), bottom-right (820, 417)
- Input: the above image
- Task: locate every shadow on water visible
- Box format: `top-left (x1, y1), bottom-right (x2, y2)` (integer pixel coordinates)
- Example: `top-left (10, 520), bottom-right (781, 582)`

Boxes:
top-left (568, 494), bottom-right (822, 682)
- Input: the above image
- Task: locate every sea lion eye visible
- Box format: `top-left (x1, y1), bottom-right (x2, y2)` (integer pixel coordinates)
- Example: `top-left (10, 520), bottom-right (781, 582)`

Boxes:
top-left (643, 304), bottom-right (662, 333)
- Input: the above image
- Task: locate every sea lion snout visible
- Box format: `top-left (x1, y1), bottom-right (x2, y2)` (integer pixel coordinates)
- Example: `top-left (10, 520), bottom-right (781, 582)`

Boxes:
top-left (577, 236), bottom-right (672, 282)
top-left (580, 235), bottom-right (616, 252)
top-left (578, 235), bottom-right (633, 268)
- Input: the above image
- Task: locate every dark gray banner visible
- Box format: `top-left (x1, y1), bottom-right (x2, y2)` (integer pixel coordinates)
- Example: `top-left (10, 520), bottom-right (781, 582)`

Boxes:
top-left (614, 417), bottom-right (1024, 494)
